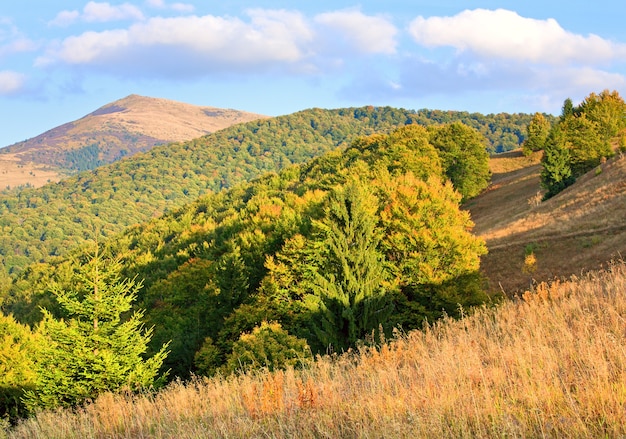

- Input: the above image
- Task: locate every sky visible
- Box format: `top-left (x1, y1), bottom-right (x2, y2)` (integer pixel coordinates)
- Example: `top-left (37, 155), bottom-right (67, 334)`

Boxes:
top-left (1, 1), bottom-right (626, 147)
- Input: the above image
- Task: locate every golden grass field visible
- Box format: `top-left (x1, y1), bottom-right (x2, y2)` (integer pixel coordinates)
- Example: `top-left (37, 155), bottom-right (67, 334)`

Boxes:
top-left (466, 149), bottom-right (626, 294)
top-left (5, 261), bottom-right (626, 438)
top-left (0, 154), bottom-right (63, 190)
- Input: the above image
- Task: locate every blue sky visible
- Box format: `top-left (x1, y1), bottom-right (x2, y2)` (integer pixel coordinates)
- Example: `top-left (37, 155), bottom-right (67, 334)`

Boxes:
top-left (1, 1), bottom-right (625, 147)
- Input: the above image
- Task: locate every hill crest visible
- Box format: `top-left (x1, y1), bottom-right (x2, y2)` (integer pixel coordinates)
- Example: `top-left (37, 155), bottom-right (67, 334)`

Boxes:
top-left (0, 95), bottom-right (266, 188)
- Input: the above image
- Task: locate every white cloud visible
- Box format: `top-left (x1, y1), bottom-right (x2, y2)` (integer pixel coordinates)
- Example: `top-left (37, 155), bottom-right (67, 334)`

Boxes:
top-left (171, 3), bottom-right (194, 13)
top-left (144, 0), bottom-right (194, 13)
top-left (82, 2), bottom-right (144, 22)
top-left (49, 10), bottom-right (81, 27)
top-left (37, 10), bottom-right (315, 75)
top-left (409, 9), bottom-right (626, 65)
top-left (0, 70), bottom-right (26, 95)
top-left (0, 19), bottom-right (37, 56)
top-left (314, 9), bottom-right (397, 54)
top-left (50, 2), bottom-right (144, 27)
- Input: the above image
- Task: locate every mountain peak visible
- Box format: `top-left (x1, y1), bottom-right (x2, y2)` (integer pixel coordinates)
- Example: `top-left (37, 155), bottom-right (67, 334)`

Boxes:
top-left (0, 95), bottom-right (267, 188)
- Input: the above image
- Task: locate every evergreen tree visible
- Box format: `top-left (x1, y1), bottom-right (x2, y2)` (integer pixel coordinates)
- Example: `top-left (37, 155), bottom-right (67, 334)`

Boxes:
top-left (561, 98), bottom-right (575, 120)
top-left (24, 247), bottom-right (168, 411)
top-left (522, 112), bottom-right (551, 156)
top-left (305, 179), bottom-right (394, 352)
top-left (540, 126), bottom-right (575, 199)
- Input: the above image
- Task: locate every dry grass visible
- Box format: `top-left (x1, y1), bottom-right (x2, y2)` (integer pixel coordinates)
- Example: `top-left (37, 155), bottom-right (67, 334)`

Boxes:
top-left (467, 150), bottom-right (626, 294)
top-left (5, 261), bottom-right (626, 438)
top-left (0, 154), bottom-right (63, 190)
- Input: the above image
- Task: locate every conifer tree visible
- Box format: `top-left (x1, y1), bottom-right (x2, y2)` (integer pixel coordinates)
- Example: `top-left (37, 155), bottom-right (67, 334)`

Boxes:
top-left (24, 247), bottom-right (168, 411)
top-left (540, 126), bottom-right (575, 199)
top-left (305, 179), bottom-right (393, 351)
top-left (561, 98), bottom-right (575, 120)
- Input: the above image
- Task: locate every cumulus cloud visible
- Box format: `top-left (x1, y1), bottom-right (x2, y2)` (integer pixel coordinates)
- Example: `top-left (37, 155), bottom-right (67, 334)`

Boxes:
top-left (314, 9), bottom-right (397, 54)
top-left (37, 10), bottom-right (316, 76)
top-left (409, 8), bottom-right (626, 65)
top-left (50, 2), bottom-right (144, 27)
top-left (0, 70), bottom-right (26, 95)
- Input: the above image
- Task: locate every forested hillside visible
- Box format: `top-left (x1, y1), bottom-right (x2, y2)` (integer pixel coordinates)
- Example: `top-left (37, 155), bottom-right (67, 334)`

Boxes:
top-left (0, 107), bottom-right (534, 277)
top-left (4, 123), bottom-right (491, 388)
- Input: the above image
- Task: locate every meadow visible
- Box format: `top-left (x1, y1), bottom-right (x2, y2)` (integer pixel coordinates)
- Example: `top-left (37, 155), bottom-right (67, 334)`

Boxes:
top-left (5, 260), bottom-right (625, 438)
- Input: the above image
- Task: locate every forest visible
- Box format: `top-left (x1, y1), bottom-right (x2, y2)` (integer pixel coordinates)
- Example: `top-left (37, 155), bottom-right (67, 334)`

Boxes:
top-left (2, 90), bottom-right (624, 425)
top-left (0, 107), bottom-right (537, 280)
top-left (1, 121), bottom-right (492, 418)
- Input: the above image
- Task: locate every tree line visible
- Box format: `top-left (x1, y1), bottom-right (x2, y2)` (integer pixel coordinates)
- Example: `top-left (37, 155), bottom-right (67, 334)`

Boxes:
top-left (523, 90), bottom-right (626, 198)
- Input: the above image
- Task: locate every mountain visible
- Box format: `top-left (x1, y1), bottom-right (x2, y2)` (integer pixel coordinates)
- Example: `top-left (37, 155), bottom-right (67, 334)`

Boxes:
top-left (0, 94), bottom-right (266, 188)
top-left (465, 149), bottom-right (626, 293)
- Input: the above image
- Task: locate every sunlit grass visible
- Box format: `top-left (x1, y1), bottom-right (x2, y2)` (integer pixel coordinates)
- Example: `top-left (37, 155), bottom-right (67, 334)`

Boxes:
top-left (5, 261), bottom-right (626, 438)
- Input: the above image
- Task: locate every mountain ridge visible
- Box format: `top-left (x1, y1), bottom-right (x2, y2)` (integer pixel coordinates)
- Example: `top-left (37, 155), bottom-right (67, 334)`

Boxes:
top-left (0, 94), bottom-right (267, 188)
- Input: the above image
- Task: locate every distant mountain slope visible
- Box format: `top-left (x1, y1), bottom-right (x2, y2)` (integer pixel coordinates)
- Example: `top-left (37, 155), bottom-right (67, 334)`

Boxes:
top-left (0, 94), bottom-right (266, 187)
top-left (466, 150), bottom-right (626, 293)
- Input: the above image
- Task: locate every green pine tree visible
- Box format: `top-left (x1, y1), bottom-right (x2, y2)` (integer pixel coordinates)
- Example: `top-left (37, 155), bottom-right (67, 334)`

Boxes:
top-left (305, 179), bottom-right (393, 352)
top-left (24, 247), bottom-right (169, 411)
top-left (540, 126), bottom-right (575, 199)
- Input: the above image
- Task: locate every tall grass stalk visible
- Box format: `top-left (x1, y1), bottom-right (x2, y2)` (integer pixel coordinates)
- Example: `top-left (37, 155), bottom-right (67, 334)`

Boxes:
top-left (5, 262), bottom-right (626, 438)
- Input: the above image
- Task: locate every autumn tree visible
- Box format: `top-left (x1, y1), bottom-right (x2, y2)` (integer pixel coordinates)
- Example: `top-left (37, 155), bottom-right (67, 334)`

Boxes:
top-left (559, 114), bottom-right (611, 177)
top-left (578, 89), bottom-right (626, 139)
top-left (24, 248), bottom-right (168, 411)
top-left (0, 313), bottom-right (40, 420)
top-left (222, 322), bottom-right (311, 374)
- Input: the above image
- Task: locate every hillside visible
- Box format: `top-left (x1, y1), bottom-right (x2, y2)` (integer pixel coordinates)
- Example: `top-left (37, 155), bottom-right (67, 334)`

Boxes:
top-left (6, 261), bottom-right (626, 438)
top-left (4, 123), bottom-right (491, 379)
top-left (0, 94), bottom-right (266, 188)
top-left (0, 107), bottom-right (533, 276)
top-left (466, 149), bottom-right (626, 293)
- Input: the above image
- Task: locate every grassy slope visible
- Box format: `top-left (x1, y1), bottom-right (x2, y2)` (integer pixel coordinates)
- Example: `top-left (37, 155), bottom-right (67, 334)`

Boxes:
top-left (6, 261), bottom-right (626, 438)
top-left (466, 149), bottom-right (626, 294)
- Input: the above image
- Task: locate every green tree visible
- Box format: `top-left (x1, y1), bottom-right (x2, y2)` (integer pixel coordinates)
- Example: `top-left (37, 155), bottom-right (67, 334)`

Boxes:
top-left (305, 179), bottom-right (394, 352)
top-left (522, 113), bottom-right (551, 156)
top-left (0, 313), bottom-right (40, 420)
top-left (561, 98), bottom-right (575, 120)
top-left (578, 89), bottom-right (626, 139)
top-left (24, 248), bottom-right (168, 411)
top-left (428, 122), bottom-right (491, 200)
top-left (560, 114), bottom-right (612, 176)
top-left (222, 322), bottom-right (311, 374)
top-left (540, 125), bottom-right (575, 199)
